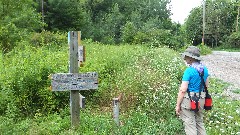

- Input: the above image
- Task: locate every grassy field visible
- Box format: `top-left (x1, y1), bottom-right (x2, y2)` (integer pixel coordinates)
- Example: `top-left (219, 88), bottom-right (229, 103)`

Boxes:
top-left (0, 42), bottom-right (239, 134)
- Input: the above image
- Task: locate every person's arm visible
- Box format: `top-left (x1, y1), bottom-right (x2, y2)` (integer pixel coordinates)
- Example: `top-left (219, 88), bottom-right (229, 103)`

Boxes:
top-left (176, 81), bottom-right (189, 115)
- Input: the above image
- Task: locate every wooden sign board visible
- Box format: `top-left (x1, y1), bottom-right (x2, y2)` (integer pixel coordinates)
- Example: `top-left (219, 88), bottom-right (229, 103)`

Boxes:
top-left (51, 72), bottom-right (98, 91)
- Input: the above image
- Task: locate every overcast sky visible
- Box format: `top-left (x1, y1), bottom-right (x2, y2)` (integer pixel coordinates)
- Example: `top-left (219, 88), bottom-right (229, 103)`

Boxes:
top-left (170, 0), bottom-right (203, 24)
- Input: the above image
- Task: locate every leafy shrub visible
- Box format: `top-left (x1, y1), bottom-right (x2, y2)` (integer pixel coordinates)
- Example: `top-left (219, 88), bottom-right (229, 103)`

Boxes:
top-left (121, 21), bottom-right (137, 43)
top-left (30, 30), bottom-right (67, 47)
top-left (132, 28), bottom-right (183, 50)
top-left (179, 44), bottom-right (212, 55)
top-left (0, 1), bottom-right (42, 54)
top-left (226, 32), bottom-right (240, 48)
top-left (0, 23), bottom-right (21, 53)
top-left (119, 47), bottom-right (185, 117)
top-left (79, 43), bottom-right (148, 106)
top-left (121, 20), bottom-right (184, 49)
top-left (0, 43), bottom-right (69, 117)
top-left (197, 44), bottom-right (212, 55)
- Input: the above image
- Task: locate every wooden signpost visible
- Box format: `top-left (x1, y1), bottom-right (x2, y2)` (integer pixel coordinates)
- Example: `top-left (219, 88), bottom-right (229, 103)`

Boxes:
top-left (50, 31), bottom-right (98, 127)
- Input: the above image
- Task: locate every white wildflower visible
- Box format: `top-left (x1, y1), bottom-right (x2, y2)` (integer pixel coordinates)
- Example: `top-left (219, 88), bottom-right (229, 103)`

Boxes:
top-left (236, 109), bottom-right (240, 114)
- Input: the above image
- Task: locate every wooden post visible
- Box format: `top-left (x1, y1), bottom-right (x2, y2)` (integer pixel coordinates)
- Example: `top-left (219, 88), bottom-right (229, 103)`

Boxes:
top-left (69, 31), bottom-right (80, 127)
top-left (113, 98), bottom-right (120, 126)
top-left (50, 31), bottom-right (97, 128)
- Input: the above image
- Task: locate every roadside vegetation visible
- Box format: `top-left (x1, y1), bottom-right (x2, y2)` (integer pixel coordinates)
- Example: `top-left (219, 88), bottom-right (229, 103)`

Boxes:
top-left (213, 45), bottom-right (240, 52)
top-left (0, 40), bottom-right (239, 134)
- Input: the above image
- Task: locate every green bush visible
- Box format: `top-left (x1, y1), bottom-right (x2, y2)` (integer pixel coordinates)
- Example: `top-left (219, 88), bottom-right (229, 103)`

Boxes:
top-left (179, 44), bottom-right (212, 55)
top-left (0, 44), bottom-right (69, 117)
top-left (197, 44), bottom-right (212, 55)
top-left (132, 28), bottom-right (183, 50)
top-left (79, 43), bottom-right (149, 107)
top-left (0, 1), bottom-right (43, 54)
top-left (121, 21), bottom-right (184, 49)
top-left (121, 21), bottom-right (137, 44)
top-left (0, 23), bottom-right (21, 53)
top-left (121, 47), bottom-right (185, 117)
top-left (226, 32), bottom-right (240, 48)
top-left (30, 31), bottom-right (67, 47)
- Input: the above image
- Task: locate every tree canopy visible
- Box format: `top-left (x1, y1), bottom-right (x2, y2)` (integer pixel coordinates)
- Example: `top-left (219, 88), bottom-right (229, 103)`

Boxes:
top-left (0, 0), bottom-right (42, 53)
top-left (185, 0), bottom-right (239, 47)
top-left (1, 0), bottom-right (240, 52)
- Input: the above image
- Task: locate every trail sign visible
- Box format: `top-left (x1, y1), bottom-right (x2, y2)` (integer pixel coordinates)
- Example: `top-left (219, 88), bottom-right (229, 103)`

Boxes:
top-left (50, 31), bottom-right (98, 127)
top-left (50, 72), bottom-right (98, 91)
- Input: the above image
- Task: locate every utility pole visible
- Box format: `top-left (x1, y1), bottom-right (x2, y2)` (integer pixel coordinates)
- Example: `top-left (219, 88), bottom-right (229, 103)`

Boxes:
top-left (202, 0), bottom-right (206, 45)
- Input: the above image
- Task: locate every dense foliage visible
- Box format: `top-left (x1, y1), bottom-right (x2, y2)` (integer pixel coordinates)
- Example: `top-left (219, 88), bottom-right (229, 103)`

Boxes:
top-left (0, 40), bottom-right (239, 134)
top-left (0, 0), bottom-right (183, 50)
top-left (0, 40), bottom-right (185, 134)
top-left (185, 0), bottom-right (239, 48)
top-left (1, 0), bottom-right (240, 54)
top-left (0, 0), bottom-right (43, 53)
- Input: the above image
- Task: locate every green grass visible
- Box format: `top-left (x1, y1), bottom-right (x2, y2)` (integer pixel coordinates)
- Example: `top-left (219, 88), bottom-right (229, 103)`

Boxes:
top-left (215, 48), bottom-right (240, 52)
top-left (205, 97), bottom-right (240, 134)
top-left (209, 78), bottom-right (230, 94)
top-left (0, 40), bottom-right (239, 135)
top-left (214, 45), bottom-right (240, 52)
top-left (233, 89), bottom-right (240, 94)
top-left (206, 77), bottom-right (240, 135)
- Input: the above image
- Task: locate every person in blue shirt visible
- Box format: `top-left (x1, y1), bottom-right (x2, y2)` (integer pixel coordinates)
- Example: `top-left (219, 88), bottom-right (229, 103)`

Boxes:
top-left (176, 46), bottom-right (209, 135)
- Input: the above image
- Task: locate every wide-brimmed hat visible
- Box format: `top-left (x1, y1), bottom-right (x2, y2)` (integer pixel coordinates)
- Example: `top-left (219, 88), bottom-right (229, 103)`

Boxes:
top-left (181, 46), bottom-right (201, 61)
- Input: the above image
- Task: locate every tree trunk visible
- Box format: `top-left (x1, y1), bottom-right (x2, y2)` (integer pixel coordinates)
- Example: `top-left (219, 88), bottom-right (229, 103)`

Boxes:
top-left (236, 6), bottom-right (239, 32)
top-left (216, 37), bottom-right (218, 47)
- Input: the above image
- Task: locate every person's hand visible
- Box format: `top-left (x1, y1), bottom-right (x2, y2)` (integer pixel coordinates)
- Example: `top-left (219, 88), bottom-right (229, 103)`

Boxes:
top-left (175, 105), bottom-right (181, 116)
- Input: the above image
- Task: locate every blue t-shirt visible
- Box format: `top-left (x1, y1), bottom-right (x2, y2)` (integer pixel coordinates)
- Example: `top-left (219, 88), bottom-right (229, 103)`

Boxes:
top-left (182, 67), bottom-right (209, 92)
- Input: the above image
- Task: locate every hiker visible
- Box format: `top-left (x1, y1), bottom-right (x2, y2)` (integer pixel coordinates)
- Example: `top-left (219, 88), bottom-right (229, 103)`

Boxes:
top-left (176, 46), bottom-right (209, 135)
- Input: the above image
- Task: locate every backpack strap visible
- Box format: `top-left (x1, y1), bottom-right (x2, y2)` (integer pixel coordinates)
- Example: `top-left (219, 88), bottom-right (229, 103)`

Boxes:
top-left (188, 69), bottom-right (203, 99)
top-left (199, 69), bottom-right (209, 95)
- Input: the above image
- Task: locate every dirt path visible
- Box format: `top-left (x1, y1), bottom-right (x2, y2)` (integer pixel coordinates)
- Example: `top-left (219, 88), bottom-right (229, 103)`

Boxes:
top-left (201, 51), bottom-right (240, 100)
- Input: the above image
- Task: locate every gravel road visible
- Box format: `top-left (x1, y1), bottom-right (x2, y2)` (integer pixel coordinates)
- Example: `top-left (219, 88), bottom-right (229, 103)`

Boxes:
top-left (201, 51), bottom-right (240, 100)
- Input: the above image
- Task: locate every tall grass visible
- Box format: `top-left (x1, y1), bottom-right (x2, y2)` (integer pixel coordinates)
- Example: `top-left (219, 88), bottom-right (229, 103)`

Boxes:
top-left (0, 42), bottom-right (70, 117)
top-left (0, 40), bottom-right (239, 134)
